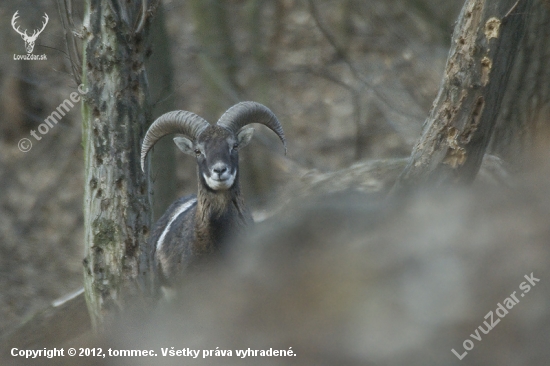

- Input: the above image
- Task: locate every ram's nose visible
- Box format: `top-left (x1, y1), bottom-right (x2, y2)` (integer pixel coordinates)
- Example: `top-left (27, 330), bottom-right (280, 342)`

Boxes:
top-left (211, 163), bottom-right (230, 179)
top-left (213, 165), bottom-right (228, 178)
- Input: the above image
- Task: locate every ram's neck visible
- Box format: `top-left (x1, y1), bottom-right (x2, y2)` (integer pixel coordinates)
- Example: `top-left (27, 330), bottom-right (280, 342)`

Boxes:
top-left (197, 183), bottom-right (239, 217)
top-left (193, 180), bottom-right (251, 255)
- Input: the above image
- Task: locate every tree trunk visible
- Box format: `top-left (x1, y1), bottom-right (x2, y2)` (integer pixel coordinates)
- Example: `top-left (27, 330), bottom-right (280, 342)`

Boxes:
top-left (393, 0), bottom-right (533, 191)
top-left (81, 0), bottom-right (158, 330)
top-left (489, 1), bottom-right (550, 166)
top-left (146, 4), bottom-right (177, 221)
top-left (188, 0), bottom-right (241, 119)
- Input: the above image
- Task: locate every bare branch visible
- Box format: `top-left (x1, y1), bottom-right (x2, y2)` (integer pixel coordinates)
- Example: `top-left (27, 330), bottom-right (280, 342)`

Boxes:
top-left (56, 0), bottom-right (82, 85)
top-left (135, 0), bottom-right (149, 33)
top-left (306, 0), bottom-right (426, 131)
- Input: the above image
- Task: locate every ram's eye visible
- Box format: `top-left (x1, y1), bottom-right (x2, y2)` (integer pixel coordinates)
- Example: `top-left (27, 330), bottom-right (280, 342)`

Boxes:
top-left (194, 149), bottom-right (201, 156)
top-left (233, 143), bottom-right (239, 150)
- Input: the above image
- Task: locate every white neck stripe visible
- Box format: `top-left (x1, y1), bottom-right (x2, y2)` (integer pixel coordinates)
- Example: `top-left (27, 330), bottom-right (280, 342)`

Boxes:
top-left (156, 198), bottom-right (197, 253)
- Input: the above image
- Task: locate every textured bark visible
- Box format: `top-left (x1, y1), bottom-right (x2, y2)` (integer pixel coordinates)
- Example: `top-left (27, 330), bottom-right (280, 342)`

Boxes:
top-left (81, 0), bottom-right (158, 330)
top-left (393, 0), bottom-right (533, 190)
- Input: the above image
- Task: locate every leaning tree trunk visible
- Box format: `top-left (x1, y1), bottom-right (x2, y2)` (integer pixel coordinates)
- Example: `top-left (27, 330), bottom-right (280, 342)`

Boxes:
top-left (81, 0), bottom-right (158, 330)
top-left (393, 0), bottom-right (533, 191)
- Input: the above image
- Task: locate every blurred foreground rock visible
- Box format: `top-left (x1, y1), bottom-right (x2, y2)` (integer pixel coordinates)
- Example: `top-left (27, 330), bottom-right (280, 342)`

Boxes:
top-left (3, 158), bottom-right (549, 366)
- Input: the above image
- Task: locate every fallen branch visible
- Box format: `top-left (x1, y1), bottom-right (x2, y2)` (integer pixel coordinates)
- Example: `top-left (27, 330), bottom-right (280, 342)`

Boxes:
top-left (1, 288), bottom-right (90, 354)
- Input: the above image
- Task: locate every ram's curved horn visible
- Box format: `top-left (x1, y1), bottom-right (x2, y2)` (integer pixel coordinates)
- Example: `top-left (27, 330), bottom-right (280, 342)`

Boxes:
top-left (216, 101), bottom-right (286, 154)
top-left (141, 111), bottom-right (210, 171)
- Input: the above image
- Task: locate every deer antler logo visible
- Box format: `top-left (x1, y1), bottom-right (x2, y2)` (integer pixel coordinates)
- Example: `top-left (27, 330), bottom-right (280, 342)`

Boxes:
top-left (11, 11), bottom-right (49, 54)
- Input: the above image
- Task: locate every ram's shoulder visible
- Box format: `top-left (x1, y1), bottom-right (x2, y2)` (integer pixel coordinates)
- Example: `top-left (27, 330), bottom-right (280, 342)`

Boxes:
top-left (149, 195), bottom-right (197, 244)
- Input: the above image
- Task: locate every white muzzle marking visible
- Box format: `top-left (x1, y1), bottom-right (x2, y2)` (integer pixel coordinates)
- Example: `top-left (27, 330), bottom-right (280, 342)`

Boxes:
top-left (204, 170), bottom-right (236, 190)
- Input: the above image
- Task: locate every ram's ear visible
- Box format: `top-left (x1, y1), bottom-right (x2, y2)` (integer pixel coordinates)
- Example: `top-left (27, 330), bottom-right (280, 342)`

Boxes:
top-left (236, 127), bottom-right (254, 149)
top-left (173, 136), bottom-right (195, 155)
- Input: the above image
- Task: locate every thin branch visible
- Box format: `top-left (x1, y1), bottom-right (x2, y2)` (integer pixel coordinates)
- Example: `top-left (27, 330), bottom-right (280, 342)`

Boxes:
top-left (65, 0), bottom-right (82, 74)
top-left (56, 0), bottom-right (82, 85)
top-left (107, 0), bottom-right (122, 24)
top-left (306, 0), bottom-right (358, 77)
top-left (306, 0), bottom-right (426, 124)
top-left (134, 0), bottom-right (149, 33)
top-left (504, 0), bottom-right (521, 19)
